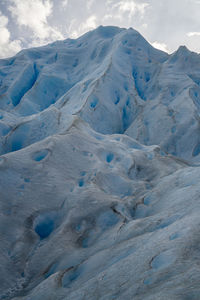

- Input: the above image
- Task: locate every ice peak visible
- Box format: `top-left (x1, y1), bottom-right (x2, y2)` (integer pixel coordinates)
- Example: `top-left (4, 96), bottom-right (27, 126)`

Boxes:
top-left (176, 45), bottom-right (191, 55)
top-left (82, 25), bottom-right (125, 41)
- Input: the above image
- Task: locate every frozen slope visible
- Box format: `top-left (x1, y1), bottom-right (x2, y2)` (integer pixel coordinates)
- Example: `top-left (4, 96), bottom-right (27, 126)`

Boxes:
top-left (1, 26), bottom-right (200, 161)
top-left (0, 26), bottom-right (200, 300)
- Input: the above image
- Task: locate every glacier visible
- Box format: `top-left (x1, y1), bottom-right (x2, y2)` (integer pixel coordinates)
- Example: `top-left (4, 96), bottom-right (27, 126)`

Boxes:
top-left (0, 26), bottom-right (200, 299)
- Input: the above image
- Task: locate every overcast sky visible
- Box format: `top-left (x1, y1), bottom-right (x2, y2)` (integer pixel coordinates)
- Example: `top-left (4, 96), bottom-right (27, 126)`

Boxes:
top-left (1, 0), bottom-right (200, 58)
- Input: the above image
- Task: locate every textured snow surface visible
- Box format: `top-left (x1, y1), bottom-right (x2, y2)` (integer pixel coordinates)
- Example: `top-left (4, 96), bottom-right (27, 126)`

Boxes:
top-left (0, 26), bottom-right (200, 300)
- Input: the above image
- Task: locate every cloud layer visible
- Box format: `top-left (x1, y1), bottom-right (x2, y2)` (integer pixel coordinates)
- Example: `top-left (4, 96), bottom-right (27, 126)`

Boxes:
top-left (9, 0), bottom-right (63, 46)
top-left (0, 11), bottom-right (21, 57)
top-left (0, 0), bottom-right (200, 58)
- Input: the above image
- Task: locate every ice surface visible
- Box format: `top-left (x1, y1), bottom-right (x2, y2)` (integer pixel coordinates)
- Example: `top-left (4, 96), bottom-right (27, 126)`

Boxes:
top-left (0, 26), bottom-right (200, 300)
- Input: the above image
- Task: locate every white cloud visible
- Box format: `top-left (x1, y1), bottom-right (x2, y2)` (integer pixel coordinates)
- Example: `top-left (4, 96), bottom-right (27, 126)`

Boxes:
top-left (80, 15), bottom-right (97, 31)
top-left (0, 11), bottom-right (21, 58)
top-left (187, 32), bottom-right (200, 37)
top-left (102, 14), bottom-right (118, 21)
top-left (69, 15), bottom-right (97, 38)
top-left (110, 0), bottom-right (149, 20)
top-left (8, 0), bottom-right (63, 46)
top-left (62, 0), bottom-right (68, 7)
top-left (87, 0), bottom-right (95, 10)
top-left (151, 41), bottom-right (169, 53)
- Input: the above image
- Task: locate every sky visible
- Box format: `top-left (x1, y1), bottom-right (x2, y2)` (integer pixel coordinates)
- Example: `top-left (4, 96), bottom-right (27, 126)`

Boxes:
top-left (1, 0), bottom-right (200, 58)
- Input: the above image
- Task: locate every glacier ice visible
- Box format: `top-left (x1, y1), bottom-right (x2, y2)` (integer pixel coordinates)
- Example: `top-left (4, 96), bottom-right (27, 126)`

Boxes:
top-left (0, 26), bottom-right (200, 299)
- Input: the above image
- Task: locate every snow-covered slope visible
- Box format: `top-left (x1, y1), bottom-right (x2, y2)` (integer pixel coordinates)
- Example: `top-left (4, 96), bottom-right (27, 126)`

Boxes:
top-left (1, 26), bottom-right (200, 161)
top-left (0, 26), bottom-right (200, 300)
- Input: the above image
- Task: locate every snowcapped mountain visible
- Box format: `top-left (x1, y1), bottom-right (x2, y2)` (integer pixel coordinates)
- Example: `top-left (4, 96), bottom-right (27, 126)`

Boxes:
top-left (0, 26), bottom-right (200, 300)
